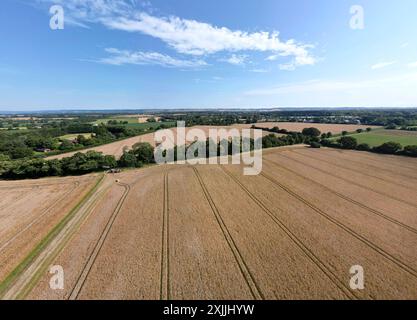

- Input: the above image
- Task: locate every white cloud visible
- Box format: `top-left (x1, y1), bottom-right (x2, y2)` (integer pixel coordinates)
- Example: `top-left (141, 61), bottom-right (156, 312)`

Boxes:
top-left (98, 48), bottom-right (207, 68)
top-left (371, 61), bottom-right (397, 70)
top-left (401, 42), bottom-right (409, 48)
top-left (40, 0), bottom-right (316, 69)
top-left (266, 55), bottom-right (279, 61)
top-left (104, 13), bottom-right (314, 62)
top-left (222, 54), bottom-right (248, 65)
top-left (407, 61), bottom-right (417, 68)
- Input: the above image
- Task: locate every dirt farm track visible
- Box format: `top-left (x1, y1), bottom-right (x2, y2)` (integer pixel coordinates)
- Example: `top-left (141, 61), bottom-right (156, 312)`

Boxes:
top-left (1, 146), bottom-right (417, 300)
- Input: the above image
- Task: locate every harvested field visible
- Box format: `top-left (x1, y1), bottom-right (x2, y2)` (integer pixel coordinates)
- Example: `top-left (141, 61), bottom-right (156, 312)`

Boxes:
top-left (253, 122), bottom-right (380, 134)
top-left (3, 146), bottom-right (416, 300)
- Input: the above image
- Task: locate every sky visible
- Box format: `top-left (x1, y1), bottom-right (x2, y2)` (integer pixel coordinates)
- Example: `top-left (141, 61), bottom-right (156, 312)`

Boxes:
top-left (1, 0), bottom-right (417, 111)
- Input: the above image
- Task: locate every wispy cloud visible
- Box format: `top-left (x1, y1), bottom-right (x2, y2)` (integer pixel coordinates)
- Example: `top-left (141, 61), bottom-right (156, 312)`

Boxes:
top-left (104, 13), bottom-right (315, 65)
top-left (39, 0), bottom-right (316, 70)
top-left (371, 61), bottom-right (397, 70)
top-left (97, 48), bottom-right (207, 68)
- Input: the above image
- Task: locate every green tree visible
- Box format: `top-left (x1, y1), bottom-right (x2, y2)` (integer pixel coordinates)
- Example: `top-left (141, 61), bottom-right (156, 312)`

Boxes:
top-left (10, 147), bottom-right (34, 159)
top-left (373, 142), bottom-right (402, 154)
top-left (357, 143), bottom-right (371, 151)
top-left (0, 153), bottom-right (10, 161)
top-left (99, 155), bottom-right (117, 169)
top-left (59, 140), bottom-right (74, 151)
top-left (403, 145), bottom-right (417, 157)
top-left (119, 152), bottom-right (139, 167)
top-left (338, 136), bottom-right (358, 149)
top-left (302, 127), bottom-right (321, 137)
top-left (77, 135), bottom-right (88, 145)
top-left (132, 142), bottom-right (155, 163)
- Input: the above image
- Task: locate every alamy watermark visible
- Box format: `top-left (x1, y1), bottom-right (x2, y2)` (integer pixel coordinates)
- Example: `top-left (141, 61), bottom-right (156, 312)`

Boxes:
top-left (350, 5), bottom-right (365, 30)
top-left (350, 265), bottom-right (365, 290)
top-left (49, 265), bottom-right (64, 290)
top-left (49, 5), bottom-right (64, 30)
top-left (154, 122), bottom-right (263, 175)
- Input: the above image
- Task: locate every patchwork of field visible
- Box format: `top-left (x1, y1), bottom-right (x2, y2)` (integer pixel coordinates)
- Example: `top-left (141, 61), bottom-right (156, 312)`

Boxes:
top-left (253, 122), bottom-right (380, 134)
top-left (46, 125), bottom-right (271, 160)
top-left (2, 146), bottom-right (416, 300)
top-left (0, 175), bottom-right (100, 284)
top-left (344, 129), bottom-right (417, 147)
top-left (47, 122), bottom-right (372, 161)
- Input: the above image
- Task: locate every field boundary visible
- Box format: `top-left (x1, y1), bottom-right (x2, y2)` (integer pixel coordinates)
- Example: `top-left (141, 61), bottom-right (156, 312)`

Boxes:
top-left (0, 182), bottom-right (80, 253)
top-left (0, 174), bottom-right (105, 299)
top-left (68, 181), bottom-right (131, 300)
top-left (14, 176), bottom-right (111, 300)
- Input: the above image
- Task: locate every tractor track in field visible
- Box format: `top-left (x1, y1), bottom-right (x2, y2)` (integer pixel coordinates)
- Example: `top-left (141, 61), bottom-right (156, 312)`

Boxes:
top-left (0, 190), bottom-right (31, 211)
top-left (263, 157), bottom-right (417, 235)
top-left (160, 171), bottom-right (170, 300)
top-left (219, 166), bottom-right (359, 300)
top-left (68, 181), bottom-right (131, 300)
top-left (258, 170), bottom-right (417, 280)
top-left (326, 149), bottom-right (417, 172)
top-left (0, 179), bottom-right (91, 190)
top-left (304, 149), bottom-right (417, 181)
top-left (192, 166), bottom-right (264, 300)
top-left (0, 182), bottom-right (80, 253)
top-left (0, 175), bottom-right (108, 300)
top-left (278, 151), bottom-right (417, 209)
top-left (291, 149), bottom-right (417, 188)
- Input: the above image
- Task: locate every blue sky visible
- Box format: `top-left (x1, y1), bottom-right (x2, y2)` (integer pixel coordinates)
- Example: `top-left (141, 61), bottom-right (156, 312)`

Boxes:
top-left (1, 0), bottom-right (417, 110)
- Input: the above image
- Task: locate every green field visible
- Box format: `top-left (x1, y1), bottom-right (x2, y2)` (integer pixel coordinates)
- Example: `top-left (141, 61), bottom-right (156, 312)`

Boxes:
top-left (340, 130), bottom-right (417, 147)
top-left (124, 121), bottom-right (176, 129)
top-left (93, 117), bottom-right (140, 125)
top-left (93, 117), bottom-right (176, 129)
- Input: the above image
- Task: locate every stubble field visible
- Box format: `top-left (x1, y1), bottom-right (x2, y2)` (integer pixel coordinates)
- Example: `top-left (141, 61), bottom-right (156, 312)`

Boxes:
top-left (2, 146), bottom-right (416, 300)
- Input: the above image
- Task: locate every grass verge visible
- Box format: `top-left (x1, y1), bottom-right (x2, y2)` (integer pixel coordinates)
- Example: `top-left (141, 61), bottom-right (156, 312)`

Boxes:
top-left (0, 174), bottom-right (105, 298)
